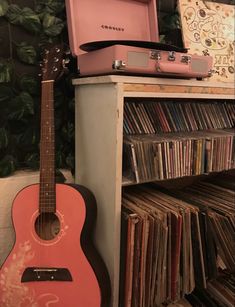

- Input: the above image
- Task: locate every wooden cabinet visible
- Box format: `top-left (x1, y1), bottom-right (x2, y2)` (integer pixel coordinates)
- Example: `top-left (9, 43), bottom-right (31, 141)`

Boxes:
top-left (73, 75), bottom-right (234, 307)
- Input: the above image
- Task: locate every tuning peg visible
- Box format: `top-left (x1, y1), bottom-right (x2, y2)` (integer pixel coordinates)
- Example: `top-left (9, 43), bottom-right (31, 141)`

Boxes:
top-left (64, 58), bottom-right (70, 65)
top-left (65, 49), bottom-right (71, 55)
top-left (62, 58), bottom-right (70, 70)
top-left (41, 49), bottom-right (49, 56)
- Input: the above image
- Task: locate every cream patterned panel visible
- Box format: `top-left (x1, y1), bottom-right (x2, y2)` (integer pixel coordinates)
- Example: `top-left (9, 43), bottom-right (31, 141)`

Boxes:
top-left (178, 0), bottom-right (235, 82)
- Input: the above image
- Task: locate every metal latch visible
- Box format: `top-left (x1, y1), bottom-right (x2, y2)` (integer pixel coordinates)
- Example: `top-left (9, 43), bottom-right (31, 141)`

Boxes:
top-left (112, 60), bottom-right (126, 70)
top-left (168, 51), bottom-right (176, 61)
top-left (150, 50), bottom-right (161, 60)
top-left (181, 55), bottom-right (191, 64)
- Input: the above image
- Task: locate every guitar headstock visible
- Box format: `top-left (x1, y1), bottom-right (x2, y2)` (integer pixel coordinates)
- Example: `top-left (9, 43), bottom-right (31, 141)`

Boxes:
top-left (40, 44), bottom-right (68, 81)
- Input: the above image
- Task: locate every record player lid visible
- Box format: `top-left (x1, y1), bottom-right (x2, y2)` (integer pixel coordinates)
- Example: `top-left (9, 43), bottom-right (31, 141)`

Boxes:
top-left (66, 0), bottom-right (159, 56)
top-left (80, 40), bottom-right (188, 53)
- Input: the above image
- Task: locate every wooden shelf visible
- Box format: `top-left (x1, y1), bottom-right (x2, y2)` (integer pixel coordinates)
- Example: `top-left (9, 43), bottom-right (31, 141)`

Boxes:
top-left (73, 75), bottom-right (234, 99)
top-left (73, 75), bottom-right (234, 307)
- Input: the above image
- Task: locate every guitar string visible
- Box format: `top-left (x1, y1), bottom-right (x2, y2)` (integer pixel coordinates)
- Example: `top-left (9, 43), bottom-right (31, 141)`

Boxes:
top-left (40, 81), bottom-right (55, 272)
top-left (40, 81), bottom-right (46, 275)
top-left (46, 81), bottom-right (50, 267)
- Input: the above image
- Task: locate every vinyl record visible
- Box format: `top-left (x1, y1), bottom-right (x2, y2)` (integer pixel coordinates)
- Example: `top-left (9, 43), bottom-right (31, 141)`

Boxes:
top-left (80, 40), bottom-right (188, 53)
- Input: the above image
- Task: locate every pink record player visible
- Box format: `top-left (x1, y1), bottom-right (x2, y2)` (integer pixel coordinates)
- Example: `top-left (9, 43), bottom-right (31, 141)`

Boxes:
top-left (65, 0), bottom-right (213, 79)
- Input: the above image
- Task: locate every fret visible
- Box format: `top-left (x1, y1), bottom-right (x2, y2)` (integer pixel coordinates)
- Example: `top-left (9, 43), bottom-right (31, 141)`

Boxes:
top-left (41, 123), bottom-right (54, 126)
top-left (40, 208), bottom-right (55, 210)
top-left (40, 155), bottom-right (54, 160)
top-left (39, 202), bottom-right (56, 208)
top-left (40, 169), bottom-right (55, 172)
top-left (40, 197), bottom-right (55, 200)
top-left (40, 140), bottom-right (55, 143)
top-left (39, 208), bottom-right (55, 213)
top-left (39, 203), bottom-right (56, 205)
top-left (40, 179), bottom-right (55, 182)
top-left (40, 194), bottom-right (55, 203)
top-left (40, 151), bottom-right (55, 154)
top-left (40, 192), bottom-right (55, 195)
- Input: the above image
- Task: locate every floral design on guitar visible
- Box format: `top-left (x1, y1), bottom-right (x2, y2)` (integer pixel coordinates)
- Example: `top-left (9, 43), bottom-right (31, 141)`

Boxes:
top-left (0, 241), bottom-right (59, 306)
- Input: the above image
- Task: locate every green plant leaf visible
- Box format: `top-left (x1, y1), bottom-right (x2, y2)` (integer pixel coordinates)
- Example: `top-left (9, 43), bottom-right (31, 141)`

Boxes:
top-left (6, 5), bottom-right (41, 33)
top-left (36, 0), bottom-right (65, 14)
top-left (0, 85), bottom-right (13, 102)
top-left (20, 75), bottom-right (39, 95)
top-left (42, 13), bottom-right (64, 37)
top-left (19, 92), bottom-right (35, 115)
top-left (21, 7), bottom-right (41, 33)
top-left (16, 43), bottom-right (37, 64)
top-left (65, 153), bottom-right (74, 171)
top-left (161, 12), bottom-right (181, 32)
top-left (8, 92), bottom-right (34, 120)
top-left (68, 98), bottom-right (75, 111)
top-left (0, 0), bottom-right (9, 17)
top-left (61, 122), bottom-right (74, 141)
top-left (0, 127), bottom-right (8, 148)
top-left (24, 152), bottom-right (39, 169)
top-left (0, 60), bottom-right (13, 83)
top-left (0, 0), bottom-right (75, 175)
top-left (0, 155), bottom-right (16, 177)
top-left (54, 88), bottom-right (64, 108)
top-left (18, 127), bottom-right (36, 146)
top-left (5, 4), bottom-right (22, 25)
top-left (56, 151), bottom-right (65, 168)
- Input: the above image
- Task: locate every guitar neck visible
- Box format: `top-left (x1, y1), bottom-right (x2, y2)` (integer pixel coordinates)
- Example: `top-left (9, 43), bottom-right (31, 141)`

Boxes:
top-left (39, 80), bottom-right (56, 213)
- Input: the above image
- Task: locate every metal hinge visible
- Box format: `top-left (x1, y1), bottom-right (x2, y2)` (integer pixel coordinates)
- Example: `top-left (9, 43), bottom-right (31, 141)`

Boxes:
top-left (112, 60), bottom-right (126, 70)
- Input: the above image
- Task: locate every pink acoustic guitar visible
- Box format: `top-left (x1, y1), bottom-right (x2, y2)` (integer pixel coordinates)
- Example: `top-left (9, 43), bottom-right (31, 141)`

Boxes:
top-left (0, 45), bottom-right (110, 307)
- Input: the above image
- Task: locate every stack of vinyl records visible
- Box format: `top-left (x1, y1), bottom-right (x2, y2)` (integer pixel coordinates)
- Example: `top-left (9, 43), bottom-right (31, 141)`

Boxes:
top-left (185, 271), bottom-right (235, 307)
top-left (123, 100), bottom-right (235, 135)
top-left (123, 129), bottom-right (235, 183)
top-left (160, 271), bottom-right (235, 306)
top-left (161, 298), bottom-right (193, 306)
top-left (123, 98), bottom-right (235, 184)
top-left (119, 174), bottom-right (235, 307)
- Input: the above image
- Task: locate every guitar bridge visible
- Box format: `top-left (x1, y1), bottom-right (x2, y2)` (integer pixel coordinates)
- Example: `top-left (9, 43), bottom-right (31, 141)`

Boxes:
top-left (21, 267), bottom-right (72, 282)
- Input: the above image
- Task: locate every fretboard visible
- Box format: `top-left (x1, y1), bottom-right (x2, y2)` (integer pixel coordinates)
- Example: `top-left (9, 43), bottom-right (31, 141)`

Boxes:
top-left (39, 80), bottom-right (56, 213)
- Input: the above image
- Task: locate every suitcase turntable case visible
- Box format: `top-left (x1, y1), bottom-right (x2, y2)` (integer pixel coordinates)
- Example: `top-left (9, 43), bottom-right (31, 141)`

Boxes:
top-left (65, 0), bottom-right (213, 78)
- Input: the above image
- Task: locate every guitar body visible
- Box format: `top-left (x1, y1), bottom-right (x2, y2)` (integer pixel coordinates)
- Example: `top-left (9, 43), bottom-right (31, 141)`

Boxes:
top-left (0, 183), bottom-right (110, 307)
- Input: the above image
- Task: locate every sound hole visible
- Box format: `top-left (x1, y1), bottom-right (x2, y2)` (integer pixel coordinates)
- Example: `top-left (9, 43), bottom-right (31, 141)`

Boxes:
top-left (35, 213), bottom-right (60, 240)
